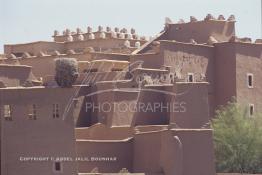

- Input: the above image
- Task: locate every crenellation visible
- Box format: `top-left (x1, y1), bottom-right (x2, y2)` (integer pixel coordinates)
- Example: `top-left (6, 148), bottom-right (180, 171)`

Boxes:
top-left (54, 30), bottom-right (59, 36)
top-left (77, 34), bottom-right (84, 41)
top-left (87, 26), bottom-right (92, 33)
top-left (111, 31), bottom-right (117, 38)
top-left (76, 27), bottom-right (83, 34)
top-left (122, 28), bottom-right (127, 33)
top-left (119, 32), bottom-right (125, 39)
top-left (65, 28), bottom-right (71, 35)
top-left (217, 15), bottom-right (225, 20)
top-left (126, 33), bottom-right (133, 40)
top-left (190, 16), bottom-right (198, 22)
top-left (106, 26), bottom-right (112, 32)
top-left (178, 18), bottom-right (185, 23)
top-left (66, 35), bottom-right (73, 42)
top-left (131, 28), bottom-right (136, 34)
top-left (98, 25), bottom-right (104, 32)
top-left (99, 32), bottom-right (106, 39)
top-left (227, 14), bottom-right (236, 21)
top-left (124, 40), bottom-right (130, 48)
top-left (88, 33), bottom-right (95, 39)
top-left (114, 27), bottom-right (120, 33)
top-left (204, 13), bottom-right (215, 21)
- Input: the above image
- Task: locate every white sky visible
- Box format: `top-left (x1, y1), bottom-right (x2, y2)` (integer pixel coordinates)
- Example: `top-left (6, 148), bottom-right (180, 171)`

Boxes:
top-left (0, 0), bottom-right (261, 53)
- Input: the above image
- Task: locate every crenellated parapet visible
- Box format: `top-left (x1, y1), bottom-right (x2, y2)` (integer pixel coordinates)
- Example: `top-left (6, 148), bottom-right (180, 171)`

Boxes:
top-left (52, 26), bottom-right (147, 43)
top-left (163, 14), bottom-right (236, 44)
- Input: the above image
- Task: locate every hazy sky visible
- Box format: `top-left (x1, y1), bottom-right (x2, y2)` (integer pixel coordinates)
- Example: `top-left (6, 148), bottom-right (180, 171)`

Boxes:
top-left (0, 0), bottom-right (261, 53)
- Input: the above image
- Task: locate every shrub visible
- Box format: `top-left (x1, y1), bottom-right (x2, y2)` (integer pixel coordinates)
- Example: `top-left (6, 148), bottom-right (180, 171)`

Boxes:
top-left (55, 58), bottom-right (78, 87)
top-left (212, 101), bottom-right (262, 173)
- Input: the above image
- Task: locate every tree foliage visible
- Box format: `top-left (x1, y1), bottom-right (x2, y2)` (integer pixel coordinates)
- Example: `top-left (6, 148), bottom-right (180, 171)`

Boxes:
top-left (212, 101), bottom-right (262, 173)
top-left (55, 58), bottom-right (78, 87)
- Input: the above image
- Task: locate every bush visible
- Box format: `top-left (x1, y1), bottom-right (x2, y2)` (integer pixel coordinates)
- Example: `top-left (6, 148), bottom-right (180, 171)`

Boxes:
top-left (55, 58), bottom-right (78, 87)
top-left (212, 101), bottom-right (262, 173)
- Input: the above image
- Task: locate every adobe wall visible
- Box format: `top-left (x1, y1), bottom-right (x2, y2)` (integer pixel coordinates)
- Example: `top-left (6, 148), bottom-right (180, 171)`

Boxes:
top-left (169, 82), bottom-right (209, 128)
top-left (161, 41), bottom-right (214, 88)
top-left (0, 64), bottom-right (36, 87)
top-left (19, 56), bottom-right (59, 78)
top-left (234, 43), bottom-right (262, 113)
top-left (65, 39), bottom-right (139, 52)
top-left (167, 20), bottom-right (235, 43)
top-left (88, 83), bottom-right (138, 127)
top-left (76, 138), bottom-right (133, 173)
top-left (0, 87), bottom-right (77, 175)
top-left (171, 129), bottom-right (216, 175)
top-left (19, 52), bottom-right (129, 79)
top-left (133, 131), bottom-right (163, 173)
top-left (90, 52), bottom-right (130, 61)
top-left (133, 86), bottom-right (169, 126)
top-left (130, 53), bottom-right (163, 69)
top-left (159, 130), bottom-right (183, 175)
top-left (75, 124), bottom-right (133, 140)
top-left (160, 41), bottom-right (215, 116)
top-left (214, 43), bottom-right (237, 107)
top-left (111, 90), bottom-right (140, 126)
top-left (4, 42), bottom-right (65, 56)
top-left (133, 129), bottom-right (183, 175)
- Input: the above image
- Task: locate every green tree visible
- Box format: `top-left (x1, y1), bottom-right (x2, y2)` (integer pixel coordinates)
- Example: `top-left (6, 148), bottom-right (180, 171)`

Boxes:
top-left (55, 58), bottom-right (78, 87)
top-left (212, 101), bottom-right (262, 173)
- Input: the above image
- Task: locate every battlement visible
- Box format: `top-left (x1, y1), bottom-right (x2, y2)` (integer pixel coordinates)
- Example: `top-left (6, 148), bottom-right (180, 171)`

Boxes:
top-left (164, 14), bottom-right (236, 44)
top-left (165, 14), bottom-right (235, 25)
top-left (52, 26), bottom-right (148, 43)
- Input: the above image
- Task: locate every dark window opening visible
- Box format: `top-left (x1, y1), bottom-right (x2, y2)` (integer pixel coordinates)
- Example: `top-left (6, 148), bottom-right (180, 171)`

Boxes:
top-left (188, 73), bottom-right (194, 82)
top-left (89, 68), bottom-right (98, 72)
top-left (53, 104), bottom-right (59, 118)
top-left (247, 74), bottom-right (253, 88)
top-left (54, 162), bottom-right (61, 172)
top-left (249, 104), bottom-right (254, 116)
top-left (111, 68), bottom-right (123, 72)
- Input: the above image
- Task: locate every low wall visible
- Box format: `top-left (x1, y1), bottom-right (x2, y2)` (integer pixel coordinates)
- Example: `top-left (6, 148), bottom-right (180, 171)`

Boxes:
top-left (171, 129), bottom-right (216, 175)
top-left (0, 64), bottom-right (36, 87)
top-left (76, 138), bottom-right (133, 173)
top-left (75, 124), bottom-right (133, 140)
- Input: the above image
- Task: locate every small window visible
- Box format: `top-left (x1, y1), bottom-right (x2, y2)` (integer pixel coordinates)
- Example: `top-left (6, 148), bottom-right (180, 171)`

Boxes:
top-left (4, 105), bottom-right (12, 121)
top-left (53, 104), bottom-right (59, 118)
top-left (111, 68), bottom-right (123, 72)
top-left (89, 68), bottom-right (98, 72)
top-left (28, 104), bottom-right (37, 120)
top-left (247, 73), bottom-right (253, 88)
top-left (187, 73), bottom-right (194, 82)
top-left (54, 161), bottom-right (62, 172)
top-left (249, 104), bottom-right (254, 116)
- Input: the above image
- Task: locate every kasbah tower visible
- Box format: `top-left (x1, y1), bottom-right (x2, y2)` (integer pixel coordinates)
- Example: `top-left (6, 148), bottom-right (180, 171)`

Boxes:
top-left (0, 14), bottom-right (261, 175)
